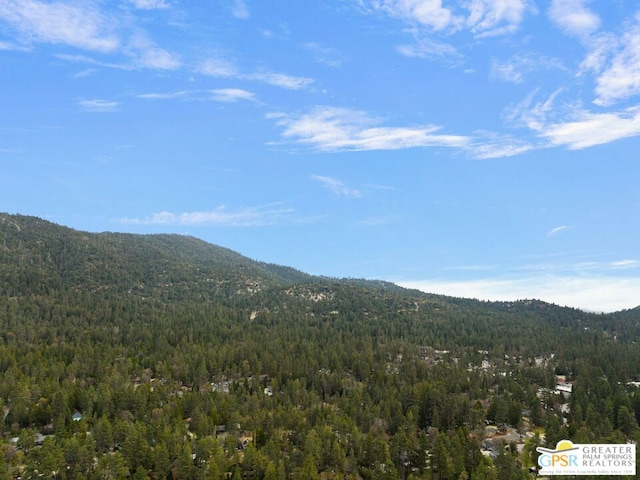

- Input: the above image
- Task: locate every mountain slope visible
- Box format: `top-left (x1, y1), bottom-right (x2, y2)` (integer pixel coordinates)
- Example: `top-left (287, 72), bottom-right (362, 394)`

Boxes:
top-left (2, 212), bottom-right (638, 317)
top-left (0, 213), bottom-right (313, 298)
top-left (2, 212), bottom-right (638, 347)
top-left (1, 212), bottom-right (640, 479)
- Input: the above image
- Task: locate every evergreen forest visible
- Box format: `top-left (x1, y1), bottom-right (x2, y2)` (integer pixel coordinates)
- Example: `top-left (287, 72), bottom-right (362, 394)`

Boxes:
top-left (0, 213), bottom-right (639, 480)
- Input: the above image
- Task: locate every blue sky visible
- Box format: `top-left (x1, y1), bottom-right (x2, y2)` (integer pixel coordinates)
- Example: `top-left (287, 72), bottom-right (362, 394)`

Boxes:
top-left (1, 0), bottom-right (639, 312)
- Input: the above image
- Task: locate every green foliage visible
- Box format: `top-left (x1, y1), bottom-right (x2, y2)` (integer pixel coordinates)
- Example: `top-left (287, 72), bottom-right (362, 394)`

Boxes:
top-left (0, 213), bottom-right (639, 478)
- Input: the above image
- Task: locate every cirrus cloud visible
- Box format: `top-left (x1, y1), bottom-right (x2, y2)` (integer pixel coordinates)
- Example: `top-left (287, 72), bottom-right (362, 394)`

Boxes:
top-left (311, 175), bottom-right (361, 198)
top-left (136, 89), bottom-right (255, 102)
top-left (466, 0), bottom-right (534, 38)
top-left (0, 0), bottom-right (119, 51)
top-left (120, 204), bottom-right (294, 227)
top-left (0, 0), bottom-right (181, 70)
top-left (374, 0), bottom-right (538, 37)
top-left (269, 106), bottom-right (470, 152)
top-left (198, 58), bottom-right (313, 90)
top-left (541, 106), bottom-right (640, 149)
top-left (210, 88), bottom-right (255, 102)
top-left (78, 99), bottom-right (119, 112)
top-left (547, 225), bottom-right (571, 237)
top-left (593, 15), bottom-right (640, 106)
top-left (127, 0), bottom-right (170, 10)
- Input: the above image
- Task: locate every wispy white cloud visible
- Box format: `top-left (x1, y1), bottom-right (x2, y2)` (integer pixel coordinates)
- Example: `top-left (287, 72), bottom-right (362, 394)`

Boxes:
top-left (367, 0), bottom-right (534, 54)
top-left (507, 89), bottom-right (640, 149)
top-left (356, 0), bottom-right (538, 67)
top-left (364, 183), bottom-right (398, 191)
top-left (398, 275), bottom-right (640, 312)
top-left (373, 0), bottom-right (460, 31)
top-left (0, 0), bottom-right (119, 51)
top-left (610, 259), bottom-right (639, 269)
top-left (541, 105), bottom-right (640, 149)
top-left (71, 68), bottom-right (97, 79)
top-left (271, 95), bottom-right (640, 156)
top-left (271, 106), bottom-right (539, 158)
top-left (470, 137), bottom-right (535, 159)
top-left (490, 54), bottom-right (566, 84)
top-left (231, 0), bottom-right (249, 19)
top-left (198, 58), bottom-right (313, 90)
top-left (120, 204), bottom-right (294, 227)
top-left (548, 0), bottom-right (600, 37)
top-left (548, 5), bottom-right (640, 109)
top-left (136, 89), bottom-right (255, 102)
top-left (244, 71), bottom-right (314, 90)
top-left (78, 99), bottom-right (119, 112)
top-left (0, 1), bottom-right (180, 70)
top-left (578, 33), bottom-right (617, 76)
top-left (210, 88), bottom-right (255, 102)
top-left (504, 88), bottom-right (563, 133)
top-left (197, 57), bottom-right (239, 78)
top-left (491, 59), bottom-right (524, 83)
top-left (127, 0), bottom-right (170, 9)
top-left (55, 53), bottom-right (133, 70)
top-left (59, 39), bottom-right (181, 71)
top-left (399, 258), bottom-right (640, 312)
top-left (269, 106), bottom-right (470, 152)
top-left (465, 0), bottom-right (535, 38)
top-left (396, 36), bottom-right (460, 60)
top-left (311, 175), bottom-right (361, 198)
top-left (593, 14), bottom-right (640, 106)
top-left (515, 258), bottom-right (640, 274)
top-left (302, 42), bottom-right (345, 67)
top-left (125, 33), bottom-right (181, 70)
top-left (136, 90), bottom-right (192, 100)
top-left (547, 225), bottom-right (571, 237)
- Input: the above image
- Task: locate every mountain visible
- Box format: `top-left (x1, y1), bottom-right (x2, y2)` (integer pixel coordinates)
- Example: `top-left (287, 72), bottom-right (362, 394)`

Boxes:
top-left (0, 213), bottom-right (311, 295)
top-left (2, 212), bottom-right (639, 338)
top-left (0, 214), bottom-right (416, 297)
top-left (0, 212), bottom-right (628, 308)
top-left (1, 212), bottom-right (637, 333)
top-left (3, 211), bottom-right (639, 369)
top-left (1, 212), bottom-right (639, 479)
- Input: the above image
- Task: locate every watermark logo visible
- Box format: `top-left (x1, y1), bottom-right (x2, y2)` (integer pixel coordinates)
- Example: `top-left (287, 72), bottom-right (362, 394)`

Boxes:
top-left (537, 440), bottom-right (636, 476)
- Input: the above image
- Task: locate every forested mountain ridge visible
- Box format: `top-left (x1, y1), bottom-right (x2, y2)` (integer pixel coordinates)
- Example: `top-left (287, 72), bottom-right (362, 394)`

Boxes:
top-left (0, 212), bottom-right (639, 480)
top-left (0, 213), bottom-right (314, 298)
top-left (1, 212), bottom-right (636, 318)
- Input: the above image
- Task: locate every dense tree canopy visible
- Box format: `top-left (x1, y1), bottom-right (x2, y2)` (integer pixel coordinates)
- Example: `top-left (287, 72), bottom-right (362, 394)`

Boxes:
top-left (0, 214), bottom-right (638, 479)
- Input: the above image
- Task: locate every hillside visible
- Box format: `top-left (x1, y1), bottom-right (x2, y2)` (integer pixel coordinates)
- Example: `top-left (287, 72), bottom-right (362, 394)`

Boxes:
top-left (0, 213), bottom-right (639, 480)
top-left (0, 213), bottom-right (313, 297)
